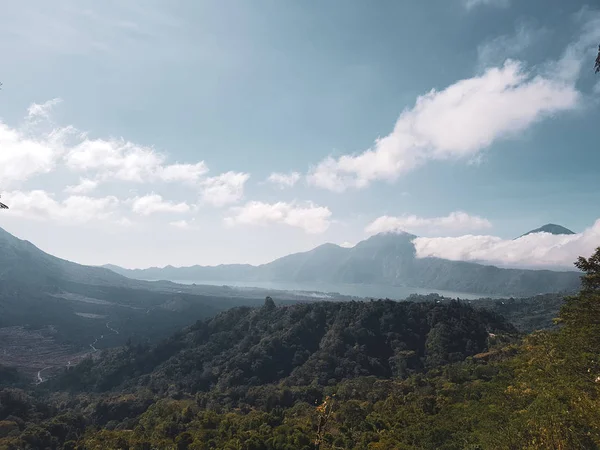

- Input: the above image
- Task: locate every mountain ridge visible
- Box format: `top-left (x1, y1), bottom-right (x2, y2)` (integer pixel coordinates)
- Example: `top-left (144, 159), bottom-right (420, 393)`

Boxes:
top-left (103, 230), bottom-right (582, 297)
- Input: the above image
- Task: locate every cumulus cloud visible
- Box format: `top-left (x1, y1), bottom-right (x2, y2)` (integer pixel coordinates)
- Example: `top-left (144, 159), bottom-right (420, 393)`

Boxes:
top-left (463, 0), bottom-right (509, 10)
top-left (225, 201), bottom-right (332, 234)
top-left (64, 178), bottom-right (99, 194)
top-left (130, 194), bottom-right (190, 216)
top-left (267, 171), bottom-right (301, 188)
top-left (200, 172), bottom-right (249, 207)
top-left (340, 241), bottom-right (355, 248)
top-left (308, 60), bottom-right (579, 192)
top-left (2, 100), bottom-right (213, 193)
top-left (0, 121), bottom-right (64, 187)
top-left (307, 15), bottom-right (600, 192)
top-left (412, 219), bottom-right (600, 269)
top-left (65, 139), bottom-right (209, 185)
top-left (156, 162), bottom-right (208, 184)
top-left (2, 190), bottom-right (121, 225)
top-left (366, 211), bottom-right (492, 236)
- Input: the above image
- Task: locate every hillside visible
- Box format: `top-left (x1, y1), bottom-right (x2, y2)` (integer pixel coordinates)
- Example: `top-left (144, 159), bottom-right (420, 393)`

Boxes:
top-left (0, 227), bottom-right (317, 379)
top-left (52, 298), bottom-right (516, 395)
top-left (0, 227), bottom-right (132, 288)
top-left (106, 231), bottom-right (582, 297)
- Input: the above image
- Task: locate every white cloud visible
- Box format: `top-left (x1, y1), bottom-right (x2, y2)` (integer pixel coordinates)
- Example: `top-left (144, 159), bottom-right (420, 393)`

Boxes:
top-left (65, 138), bottom-right (209, 185)
top-left (3, 101), bottom-right (213, 191)
top-left (366, 211), bottom-right (492, 236)
top-left (27, 98), bottom-right (62, 120)
top-left (308, 60), bottom-right (579, 192)
top-left (131, 194), bottom-right (190, 216)
top-left (267, 171), bottom-right (301, 188)
top-left (65, 139), bottom-right (162, 182)
top-left (2, 190), bottom-right (121, 224)
top-left (0, 122), bottom-right (62, 187)
top-left (412, 219), bottom-right (600, 269)
top-left (463, 0), bottom-right (509, 10)
top-left (340, 241), bottom-right (354, 248)
top-left (200, 171), bottom-right (249, 207)
top-left (64, 178), bottom-right (99, 194)
top-left (225, 201), bottom-right (332, 234)
top-left (306, 14), bottom-right (600, 193)
top-left (156, 162), bottom-right (208, 184)
top-left (477, 23), bottom-right (547, 68)
top-left (545, 11), bottom-right (600, 85)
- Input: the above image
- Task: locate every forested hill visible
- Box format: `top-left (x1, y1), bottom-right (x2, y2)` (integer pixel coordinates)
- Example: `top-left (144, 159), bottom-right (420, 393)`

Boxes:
top-left (53, 299), bottom-right (516, 394)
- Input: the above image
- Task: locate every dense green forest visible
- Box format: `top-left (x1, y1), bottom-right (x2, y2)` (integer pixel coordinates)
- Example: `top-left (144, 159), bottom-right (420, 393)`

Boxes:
top-left (0, 248), bottom-right (599, 449)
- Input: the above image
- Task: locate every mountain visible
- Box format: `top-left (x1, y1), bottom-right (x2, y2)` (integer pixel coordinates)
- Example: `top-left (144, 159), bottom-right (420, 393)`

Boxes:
top-left (0, 227), bottom-right (132, 288)
top-left (106, 231), bottom-right (582, 297)
top-left (519, 223), bottom-right (575, 238)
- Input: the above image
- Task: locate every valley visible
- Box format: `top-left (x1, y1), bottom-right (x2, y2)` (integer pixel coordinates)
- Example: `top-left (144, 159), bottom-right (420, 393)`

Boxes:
top-left (0, 225), bottom-right (576, 384)
top-left (0, 225), bottom-right (595, 449)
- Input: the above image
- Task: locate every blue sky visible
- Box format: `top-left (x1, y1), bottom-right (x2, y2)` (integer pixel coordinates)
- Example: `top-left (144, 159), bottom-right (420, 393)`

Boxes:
top-left (1, 0), bottom-right (599, 268)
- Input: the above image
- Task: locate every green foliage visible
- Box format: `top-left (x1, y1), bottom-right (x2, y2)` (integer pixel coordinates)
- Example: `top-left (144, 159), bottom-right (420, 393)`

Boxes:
top-left (50, 300), bottom-right (514, 395)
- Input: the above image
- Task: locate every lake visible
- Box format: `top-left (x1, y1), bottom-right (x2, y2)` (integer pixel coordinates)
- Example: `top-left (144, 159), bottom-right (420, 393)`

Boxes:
top-left (169, 279), bottom-right (496, 301)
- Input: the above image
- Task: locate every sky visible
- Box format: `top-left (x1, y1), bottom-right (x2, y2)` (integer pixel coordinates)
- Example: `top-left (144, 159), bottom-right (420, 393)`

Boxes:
top-left (1, 0), bottom-right (599, 269)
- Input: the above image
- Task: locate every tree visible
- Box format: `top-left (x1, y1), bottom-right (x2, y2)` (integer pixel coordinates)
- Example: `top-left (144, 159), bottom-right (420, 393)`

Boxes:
top-left (596, 45), bottom-right (600, 74)
top-left (559, 246), bottom-right (600, 330)
top-left (263, 296), bottom-right (276, 311)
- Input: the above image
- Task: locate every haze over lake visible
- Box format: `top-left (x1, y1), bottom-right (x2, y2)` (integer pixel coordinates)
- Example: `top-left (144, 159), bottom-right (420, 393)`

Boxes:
top-left (166, 279), bottom-right (495, 301)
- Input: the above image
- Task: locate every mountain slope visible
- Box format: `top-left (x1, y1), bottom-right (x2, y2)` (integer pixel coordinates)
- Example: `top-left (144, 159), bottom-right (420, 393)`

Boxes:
top-left (0, 227), bottom-right (132, 288)
top-left (0, 227), bottom-right (313, 377)
top-left (106, 232), bottom-right (582, 297)
top-left (519, 223), bottom-right (575, 238)
top-left (54, 299), bottom-right (516, 393)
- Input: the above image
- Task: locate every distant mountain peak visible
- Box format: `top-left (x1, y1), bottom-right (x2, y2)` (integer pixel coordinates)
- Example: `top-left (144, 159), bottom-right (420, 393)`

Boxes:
top-left (519, 224), bottom-right (575, 239)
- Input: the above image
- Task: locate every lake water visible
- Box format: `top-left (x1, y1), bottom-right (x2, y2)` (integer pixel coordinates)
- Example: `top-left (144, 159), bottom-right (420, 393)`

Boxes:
top-left (169, 279), bottom-right (496, 301)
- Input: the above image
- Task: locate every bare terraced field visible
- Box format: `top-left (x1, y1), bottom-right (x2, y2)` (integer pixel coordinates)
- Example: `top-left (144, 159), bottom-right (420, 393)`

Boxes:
top-left (0, 325), bottom-right (89, 382)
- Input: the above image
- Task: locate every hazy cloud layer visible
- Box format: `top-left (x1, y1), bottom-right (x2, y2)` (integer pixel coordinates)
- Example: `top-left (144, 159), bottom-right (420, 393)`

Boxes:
top-left (413, 219), bottom-right (600, 269)
top-left (64, 178), bottom-right (99, 194)
top-left (225, 201), bottom-right (332, 234)
top-left (366, 212), bottom-right (492, 236)
top-left (477, 22), bottom-right (548, 68)
top-left (267, 171), bottom-right (301, 188)
top-left (169, 219), bottom-right (198, 230)
top-left (463, 0), bottom-right (510, 10)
